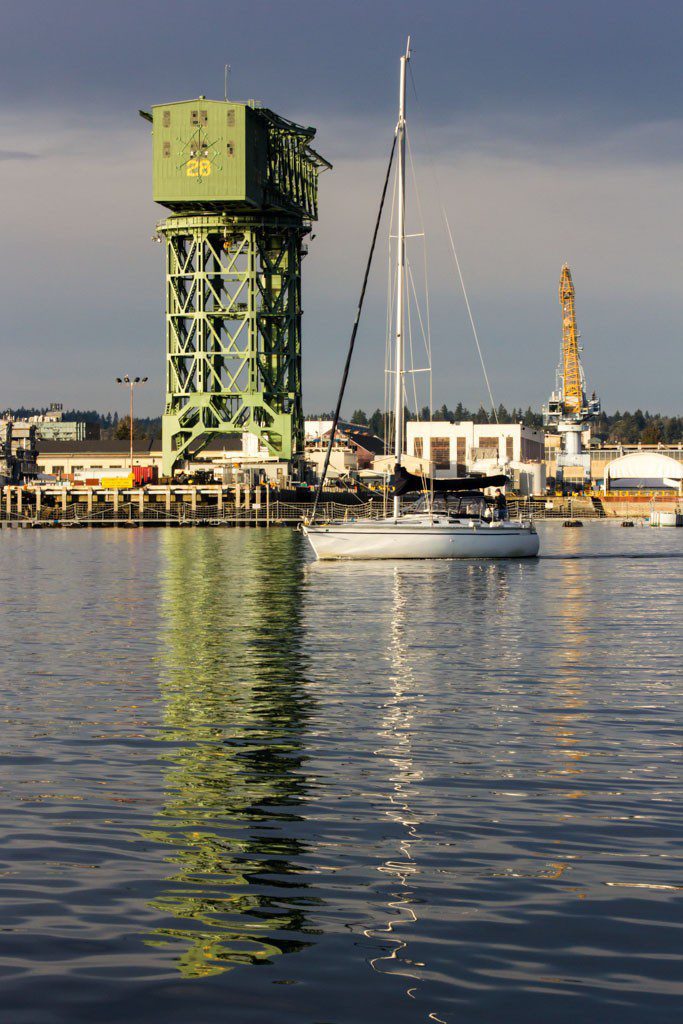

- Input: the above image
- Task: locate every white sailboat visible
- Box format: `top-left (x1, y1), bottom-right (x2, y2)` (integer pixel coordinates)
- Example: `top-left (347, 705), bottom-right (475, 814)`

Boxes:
top-left (304, 42), bottom-right (539, 561)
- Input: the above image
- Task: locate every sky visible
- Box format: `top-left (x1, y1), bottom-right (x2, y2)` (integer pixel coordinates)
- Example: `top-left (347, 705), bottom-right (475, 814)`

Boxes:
top-left (0, 0), bottom-right (681, 418)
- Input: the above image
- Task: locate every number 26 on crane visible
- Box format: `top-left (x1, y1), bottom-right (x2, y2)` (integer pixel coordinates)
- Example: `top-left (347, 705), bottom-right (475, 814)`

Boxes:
top-left (186, 159), bottom-right (211, 177)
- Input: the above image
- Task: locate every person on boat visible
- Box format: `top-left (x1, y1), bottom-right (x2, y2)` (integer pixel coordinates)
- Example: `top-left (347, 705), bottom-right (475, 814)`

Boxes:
top-left (493, 488), bottom-right (508, 521)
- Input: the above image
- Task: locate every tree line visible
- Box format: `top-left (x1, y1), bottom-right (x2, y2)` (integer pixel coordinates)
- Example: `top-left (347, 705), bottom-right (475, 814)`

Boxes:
top-left (4, 404), bottom-right (682, 445)
top-left (591, 410), bottom-right (683, 445)
top-left (308, 403), bottom-right (545, 439)
top-left (307, 404), bottom-right (683, 445)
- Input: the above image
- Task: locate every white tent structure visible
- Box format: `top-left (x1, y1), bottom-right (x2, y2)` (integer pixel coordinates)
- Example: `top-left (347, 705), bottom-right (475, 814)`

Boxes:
top-left (604, 451), bottom-right (683, 492)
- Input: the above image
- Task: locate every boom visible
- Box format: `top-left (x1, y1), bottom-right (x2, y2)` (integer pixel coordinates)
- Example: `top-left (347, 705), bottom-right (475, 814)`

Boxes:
top-left (559, 265), bottom-right (583, 415)
top-left (543, 264), bottom-right (600, 488)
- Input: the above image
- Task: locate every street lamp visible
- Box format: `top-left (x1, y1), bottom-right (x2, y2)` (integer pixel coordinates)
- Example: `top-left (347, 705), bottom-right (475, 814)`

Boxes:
top-left (115, 376), bottom-right (148, 478)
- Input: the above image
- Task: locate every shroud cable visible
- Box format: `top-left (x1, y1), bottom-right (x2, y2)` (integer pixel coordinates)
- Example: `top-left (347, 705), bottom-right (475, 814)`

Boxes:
top-left (309, 135), bottom-right (397, 524)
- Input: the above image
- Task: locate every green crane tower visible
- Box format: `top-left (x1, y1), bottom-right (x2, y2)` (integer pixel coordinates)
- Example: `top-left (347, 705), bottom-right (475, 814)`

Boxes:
top-left (140, 96), bottom-right (330, 476)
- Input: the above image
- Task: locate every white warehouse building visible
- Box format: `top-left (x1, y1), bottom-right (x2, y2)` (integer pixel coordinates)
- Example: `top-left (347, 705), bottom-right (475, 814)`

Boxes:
top-left (604, 451), bottom-right (683, 493)
top-left (406, 421), bottom-right (546, 495)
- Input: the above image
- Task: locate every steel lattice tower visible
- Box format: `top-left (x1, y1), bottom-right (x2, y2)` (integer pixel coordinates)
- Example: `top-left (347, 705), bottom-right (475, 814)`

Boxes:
top-left (141, 98), bottom-right (330, 475)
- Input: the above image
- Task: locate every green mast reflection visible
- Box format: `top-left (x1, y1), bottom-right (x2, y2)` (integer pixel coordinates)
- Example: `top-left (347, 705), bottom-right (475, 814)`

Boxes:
top-left (146, 529), bottom-right (314, 977)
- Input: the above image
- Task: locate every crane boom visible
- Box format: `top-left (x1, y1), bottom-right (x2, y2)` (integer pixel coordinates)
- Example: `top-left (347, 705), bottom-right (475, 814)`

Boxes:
top-left (559, 265), bottom-right (583, 414)
top-left (543, 264), bottom-right (600, 489)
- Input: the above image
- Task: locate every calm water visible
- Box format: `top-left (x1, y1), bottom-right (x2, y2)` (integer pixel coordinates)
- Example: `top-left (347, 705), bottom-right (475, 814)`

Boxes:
top-left (0, 524), bottom-right (681, 1023)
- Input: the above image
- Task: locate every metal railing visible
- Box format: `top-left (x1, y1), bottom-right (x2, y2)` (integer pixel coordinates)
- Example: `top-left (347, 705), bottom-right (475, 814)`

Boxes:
top-left (1, 494), bottom-right (678, 527)
top-left (0, 498), bottom-right (383, 527)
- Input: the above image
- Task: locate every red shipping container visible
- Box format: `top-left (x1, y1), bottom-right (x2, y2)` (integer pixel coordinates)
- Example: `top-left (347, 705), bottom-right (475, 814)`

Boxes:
top-left (132, 465), bottom-right (158, 485)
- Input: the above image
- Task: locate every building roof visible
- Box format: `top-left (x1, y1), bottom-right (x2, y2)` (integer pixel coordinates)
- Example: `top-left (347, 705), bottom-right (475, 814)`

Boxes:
top-left (605, 451), bottom-right (683, 480)
top-left (36, 435), bottom-right (243, 455)
top-left (307, 423), bottom-right (386, 456)
top-left (36, 438), bottom-right (158, 454)
top-left (343, 426), bottom-right (386, 456)
top-left (202, 436), bottom-right (242, 452)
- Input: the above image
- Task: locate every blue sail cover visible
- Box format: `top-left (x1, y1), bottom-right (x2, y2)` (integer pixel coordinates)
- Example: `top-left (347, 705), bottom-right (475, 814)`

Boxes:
top-left (393, 464), bottom-right (509, 496)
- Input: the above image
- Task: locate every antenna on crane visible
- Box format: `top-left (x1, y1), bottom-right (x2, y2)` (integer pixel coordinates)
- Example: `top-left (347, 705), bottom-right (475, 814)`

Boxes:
top-left (543, 264), bottom-right (600, 491)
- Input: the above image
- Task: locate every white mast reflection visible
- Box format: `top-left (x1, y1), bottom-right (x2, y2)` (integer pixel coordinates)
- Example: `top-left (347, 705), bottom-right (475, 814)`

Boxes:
top-left (363, 565), bottom-right (447, 1023)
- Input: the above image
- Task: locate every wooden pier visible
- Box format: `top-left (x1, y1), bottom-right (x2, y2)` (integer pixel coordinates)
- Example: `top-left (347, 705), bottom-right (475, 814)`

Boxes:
top-left (1, 485), bottom-right (680, 528)
top-left (0, 485), bottom-right (381, 528)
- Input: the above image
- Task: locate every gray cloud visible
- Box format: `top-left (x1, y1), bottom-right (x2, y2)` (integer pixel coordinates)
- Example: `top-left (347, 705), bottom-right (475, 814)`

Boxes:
top-left (0, 149), bottom-right (39, 160)
top-left (0, 1), bottom-right (681, 416)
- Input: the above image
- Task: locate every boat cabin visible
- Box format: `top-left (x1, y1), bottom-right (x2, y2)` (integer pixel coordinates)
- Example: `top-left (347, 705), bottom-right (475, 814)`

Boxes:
top-left (409, 491), bottom-right (493, 520)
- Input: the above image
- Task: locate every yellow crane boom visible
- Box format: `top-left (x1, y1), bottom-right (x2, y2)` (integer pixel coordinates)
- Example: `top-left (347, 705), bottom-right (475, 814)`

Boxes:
top-left (543, 263), bottom-right (600, 489)
top-left (559, 264), bottom-right (583, 414)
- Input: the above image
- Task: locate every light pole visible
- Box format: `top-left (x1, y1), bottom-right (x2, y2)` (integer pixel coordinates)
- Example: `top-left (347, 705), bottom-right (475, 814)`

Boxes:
top-left (115, 376), bottom-right (148, 478)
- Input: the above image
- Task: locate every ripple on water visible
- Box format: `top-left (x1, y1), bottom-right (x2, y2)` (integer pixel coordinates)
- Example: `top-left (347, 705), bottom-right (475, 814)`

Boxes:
top-left (0, 523), bottom-right (681, 1023)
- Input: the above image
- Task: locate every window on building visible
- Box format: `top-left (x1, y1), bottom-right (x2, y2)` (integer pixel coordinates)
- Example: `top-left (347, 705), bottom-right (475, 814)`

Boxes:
top-left (414, 437), bottom-right (424, 459)
top-left (506, 436), bottom-right (514, 460)
top-left (522, 438), bottom-right (543, 460)
top-left (431, 437), bottom-right (451, 469)
top-left (456, 436), bottom-right (466, 474)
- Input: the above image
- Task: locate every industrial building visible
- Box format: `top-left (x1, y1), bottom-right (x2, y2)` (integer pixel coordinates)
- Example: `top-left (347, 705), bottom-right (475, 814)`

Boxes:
top-left (34, 423), bottom-right (386, 487)
top-left (30, 405), bottom-right (100, 441)
top-left (29, 421), bottom-right (683, 495)
top-left (544, 437), bottom-right (683, 492)
top-left (0, 421), bottom-right (38, 485)
top-left (304, 422), bottom-right (386, 480)
top-left (34, 439), bottom-right (161, 481)
top-left (406, 421), bottom-right (546, 495)
top-left (603, 451), bottom-right (683, 493)
top-left (1, 405), bottom-right (100, 442)
top-left (35, 436), bottom-right (291, 486)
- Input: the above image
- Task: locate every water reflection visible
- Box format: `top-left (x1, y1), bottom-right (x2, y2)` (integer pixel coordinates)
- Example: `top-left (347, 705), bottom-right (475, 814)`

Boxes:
top-left (146, 530), bottom-right (314, 977)
top-left (547, 534), bottom-right (589, 787)
top-left (364, 567), bottom-right (446, 1021)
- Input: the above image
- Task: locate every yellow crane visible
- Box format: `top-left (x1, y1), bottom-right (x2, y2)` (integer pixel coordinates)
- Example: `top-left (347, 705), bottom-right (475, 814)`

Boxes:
top-left (559, 265), bottom-right (583, 415)
top-left (544, 264), bottom-right (600, 489)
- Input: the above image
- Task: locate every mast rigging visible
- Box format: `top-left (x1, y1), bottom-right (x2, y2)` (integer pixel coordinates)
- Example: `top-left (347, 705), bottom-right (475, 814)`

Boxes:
top-left (392, 38), bottom-right (410, 519)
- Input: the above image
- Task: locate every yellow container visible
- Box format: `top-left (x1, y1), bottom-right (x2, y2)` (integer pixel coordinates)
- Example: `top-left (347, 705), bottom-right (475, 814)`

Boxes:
top-left (102, 475), bottom-right (134, 489)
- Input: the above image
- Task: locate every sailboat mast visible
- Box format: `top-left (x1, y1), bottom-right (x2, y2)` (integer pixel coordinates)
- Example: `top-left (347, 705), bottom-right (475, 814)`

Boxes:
top-left (393, 38), bottom-right (410, 519)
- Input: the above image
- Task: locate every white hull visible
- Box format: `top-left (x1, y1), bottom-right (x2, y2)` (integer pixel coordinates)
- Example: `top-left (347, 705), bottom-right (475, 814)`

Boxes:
top-left (303, 515), bottom-right (540, 560)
